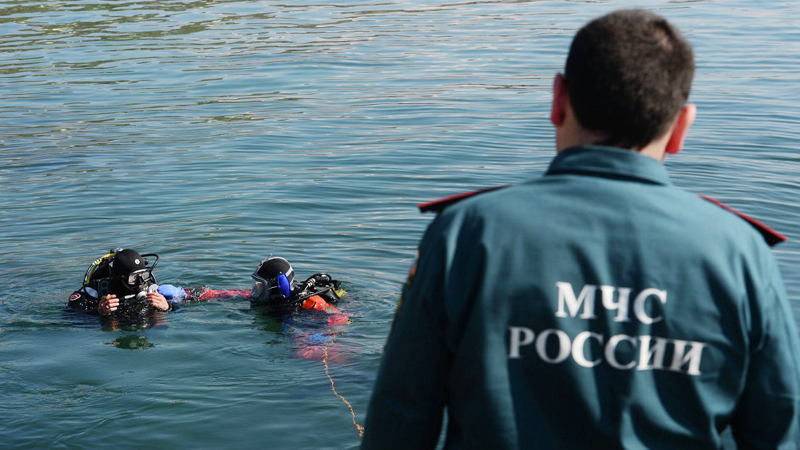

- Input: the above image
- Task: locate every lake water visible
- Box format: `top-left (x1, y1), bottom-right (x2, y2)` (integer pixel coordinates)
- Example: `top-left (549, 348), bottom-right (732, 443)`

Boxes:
top-left (2, 0), bottom-right (799, 448)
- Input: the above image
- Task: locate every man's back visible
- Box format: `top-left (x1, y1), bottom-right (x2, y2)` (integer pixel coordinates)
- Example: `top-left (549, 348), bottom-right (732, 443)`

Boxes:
top-left (363, 147), bottom-right (800, 448)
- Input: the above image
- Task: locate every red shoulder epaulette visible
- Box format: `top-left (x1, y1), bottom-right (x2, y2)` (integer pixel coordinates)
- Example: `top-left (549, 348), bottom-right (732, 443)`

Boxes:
top-left (418, 187), bottom-right (785, 247)
top-left (418, 185), bottom-right (509, 214)
top-left (698, 195), bottom-right (786, 247)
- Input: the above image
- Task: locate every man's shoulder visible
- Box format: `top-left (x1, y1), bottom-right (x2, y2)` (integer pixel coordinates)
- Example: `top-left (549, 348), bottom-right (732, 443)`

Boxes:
top-left (695, 195), bottom-right (785, 247)
top-left (70, 285), bottom-right (97, 299)
top-left (418, 185), bottom-right (510, 214)
top-left (66, 286), bottom-right (99, 312)
top-left (418, 185), bottom-right (785, 247)
top-left (67, 290), bottom-right (85, 304)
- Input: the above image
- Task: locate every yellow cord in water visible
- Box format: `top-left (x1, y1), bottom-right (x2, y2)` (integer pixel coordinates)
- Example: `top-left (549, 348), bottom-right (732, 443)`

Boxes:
top-left (323, 344), bottom-right (365, 438)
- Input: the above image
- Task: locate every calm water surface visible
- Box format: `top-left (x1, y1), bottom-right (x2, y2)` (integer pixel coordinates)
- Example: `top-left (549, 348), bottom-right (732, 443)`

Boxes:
top-left (2, 0), bottom-right (799, 448)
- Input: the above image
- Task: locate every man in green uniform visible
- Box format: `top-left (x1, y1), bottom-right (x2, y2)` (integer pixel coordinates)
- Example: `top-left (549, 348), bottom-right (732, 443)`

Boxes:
top-left (362, 9), bottom-right (800, 449)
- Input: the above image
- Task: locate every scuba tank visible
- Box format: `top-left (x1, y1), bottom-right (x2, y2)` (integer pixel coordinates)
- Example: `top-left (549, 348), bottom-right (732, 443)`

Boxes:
top-left (81, 251), bottom-right (117, 298)
top-left (294, 273), bottom-right (347, 313)
top-left (295, 273), bottom-right (345, 302)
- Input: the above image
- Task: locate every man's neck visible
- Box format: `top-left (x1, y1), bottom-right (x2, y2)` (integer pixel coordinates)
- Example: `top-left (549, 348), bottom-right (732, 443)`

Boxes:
top-left (556, 122), bottom-right (669, 162)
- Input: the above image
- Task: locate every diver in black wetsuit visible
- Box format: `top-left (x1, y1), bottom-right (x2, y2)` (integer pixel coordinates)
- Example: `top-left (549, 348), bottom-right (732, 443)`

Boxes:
top-left (248, 256), bottom-right (344, 311)
top-left (66, 248), bottom-right (179, 320)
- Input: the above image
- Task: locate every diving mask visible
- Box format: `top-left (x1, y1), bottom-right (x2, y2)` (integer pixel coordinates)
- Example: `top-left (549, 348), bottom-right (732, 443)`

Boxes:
top-left (250, 256), bottom-right (295, 302)
top-left (122, 268), bottom-right (156, 290)
top-left (250, 272), bottom-right (292, 302)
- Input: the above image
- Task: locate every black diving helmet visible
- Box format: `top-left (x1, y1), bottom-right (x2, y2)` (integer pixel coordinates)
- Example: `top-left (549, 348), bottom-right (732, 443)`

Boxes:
top-left (111, 249), bottom-right (158, 290)
top-left (250, 256), bottom-right (294, 302)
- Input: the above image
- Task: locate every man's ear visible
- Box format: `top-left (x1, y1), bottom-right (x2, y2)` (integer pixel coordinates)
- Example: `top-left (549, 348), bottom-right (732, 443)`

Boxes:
top-left (665, 103), bottom-right (696, 154)
top-left (550, 73), bottom-right (568, 127)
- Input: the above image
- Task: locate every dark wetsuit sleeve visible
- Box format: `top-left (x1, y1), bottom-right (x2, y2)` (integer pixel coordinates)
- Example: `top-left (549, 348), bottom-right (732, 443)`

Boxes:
top-left (362, 223), bottom-right (448, 449)
top-left (164, 300), bottom-right (180, 312)
top-left (66, 290), bottom-right (100, 314)
top-left (731, 258), bottom-right (800, 447)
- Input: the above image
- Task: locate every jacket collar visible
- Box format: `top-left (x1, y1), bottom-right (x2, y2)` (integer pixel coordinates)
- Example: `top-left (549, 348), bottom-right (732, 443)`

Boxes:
top-left (545, 146), bottom-right (673, 187)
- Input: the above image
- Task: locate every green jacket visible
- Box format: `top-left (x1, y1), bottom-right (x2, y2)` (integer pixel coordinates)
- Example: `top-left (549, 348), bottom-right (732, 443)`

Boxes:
top-left (363, 146), bottom-right (800, 449)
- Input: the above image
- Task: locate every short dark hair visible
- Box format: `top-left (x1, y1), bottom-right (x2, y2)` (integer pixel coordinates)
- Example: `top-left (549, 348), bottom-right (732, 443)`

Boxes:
top-left (564, 9), bottom-right (694, 149)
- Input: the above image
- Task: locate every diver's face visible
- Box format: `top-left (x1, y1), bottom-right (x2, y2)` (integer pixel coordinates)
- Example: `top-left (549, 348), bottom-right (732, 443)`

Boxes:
top-left (249, 275), bottom-right (270, 303)
top-left (120, 269), bottom-right (153, 292)
top-left (118, 278), bottom-right (140, 293)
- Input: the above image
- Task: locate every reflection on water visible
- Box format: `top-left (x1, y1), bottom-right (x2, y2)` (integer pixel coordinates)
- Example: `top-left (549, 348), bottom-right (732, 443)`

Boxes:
top-left (2, 0), bottom-right (800, 448)
top-left (100, 309), bottom-right (170, 332)
top-left (106, 334), bottom-right (156, 350)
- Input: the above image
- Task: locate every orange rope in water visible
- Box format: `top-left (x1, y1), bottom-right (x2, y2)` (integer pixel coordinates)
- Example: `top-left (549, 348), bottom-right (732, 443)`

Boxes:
top-left (323, 344), bottom-right (365, 438)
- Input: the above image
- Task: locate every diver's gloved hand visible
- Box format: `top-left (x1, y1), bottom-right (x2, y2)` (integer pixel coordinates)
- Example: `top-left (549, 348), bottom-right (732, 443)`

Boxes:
top-left (157, 284), bottom-right (187, 302)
